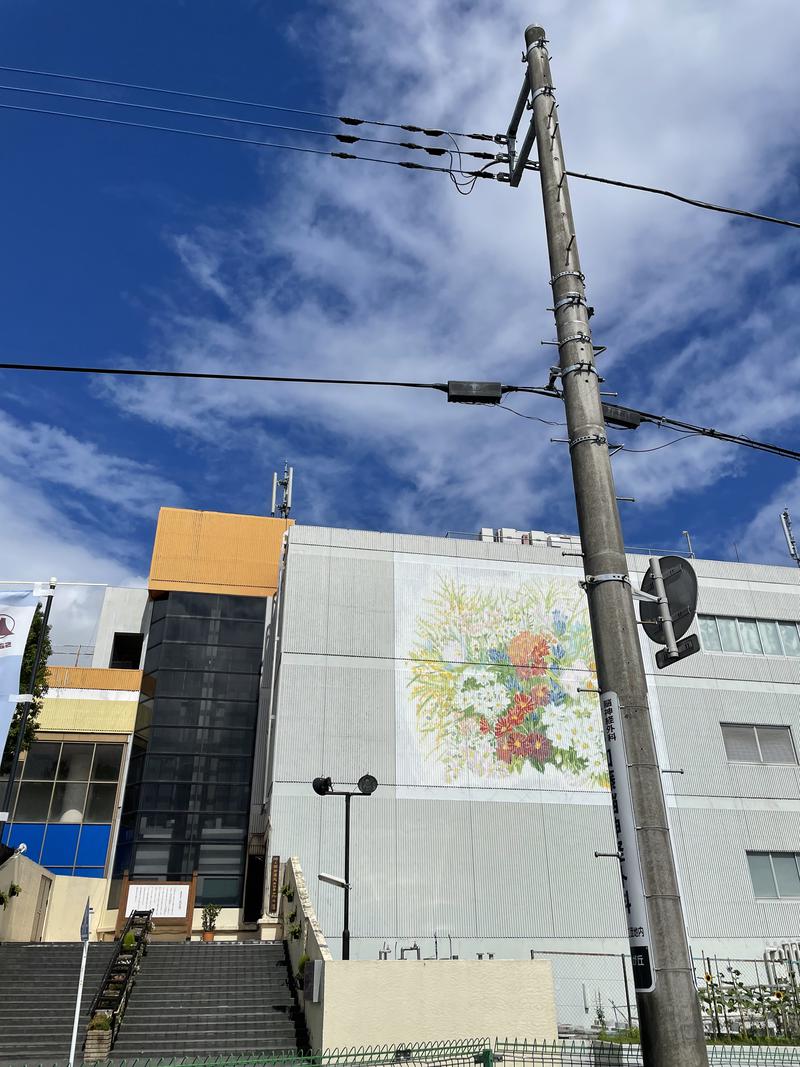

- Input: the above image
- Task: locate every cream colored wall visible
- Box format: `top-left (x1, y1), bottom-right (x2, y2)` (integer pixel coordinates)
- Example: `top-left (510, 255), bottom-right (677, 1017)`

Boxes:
top-left (43, 875), bottom-right (108, 941)
top-left (319, 959), bottom-right (557, 1050)
top-left (0, 854), bottom-right (50, 941)
top-left (281, 857), bottom-right (557, 1051)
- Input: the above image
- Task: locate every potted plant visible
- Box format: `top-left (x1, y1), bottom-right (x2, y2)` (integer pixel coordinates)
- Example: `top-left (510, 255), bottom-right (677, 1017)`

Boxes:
top-left (201, 903), bottom-right (222, 942)
top-left (84, 1012), bottom-right (113, 1061)
top-left (8, 883), bottom-right (21, 899)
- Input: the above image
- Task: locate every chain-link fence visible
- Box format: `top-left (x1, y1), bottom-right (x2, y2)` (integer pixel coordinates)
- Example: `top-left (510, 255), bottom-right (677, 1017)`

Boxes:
top-left (692, 951), bottom-right (800, 1042)
top-left (528, 950), bottom-right (637, 1033)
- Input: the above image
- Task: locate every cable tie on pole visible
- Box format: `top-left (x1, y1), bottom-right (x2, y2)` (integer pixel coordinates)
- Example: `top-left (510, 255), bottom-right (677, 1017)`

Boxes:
top-left (551, 292), bottom-right (589, 313)
top-left (530, 85), bottom-right (556, 105)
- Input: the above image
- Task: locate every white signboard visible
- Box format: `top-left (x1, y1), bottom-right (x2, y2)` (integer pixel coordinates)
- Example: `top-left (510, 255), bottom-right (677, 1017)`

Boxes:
top-left (126, 883), bottom-right (189, 918)
top-left (0, 590), bottom-right (38, 767)
top-left (600, 690), bottom-right (656, 992)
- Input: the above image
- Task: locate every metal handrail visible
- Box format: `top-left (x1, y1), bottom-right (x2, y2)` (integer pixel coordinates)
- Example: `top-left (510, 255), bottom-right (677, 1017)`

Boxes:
top-left (87, 908), bottom-right (153, 1044)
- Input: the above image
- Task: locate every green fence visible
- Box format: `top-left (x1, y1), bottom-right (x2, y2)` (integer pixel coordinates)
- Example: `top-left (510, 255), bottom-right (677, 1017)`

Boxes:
top-left (7, 1037), bottom-right (800, 1067)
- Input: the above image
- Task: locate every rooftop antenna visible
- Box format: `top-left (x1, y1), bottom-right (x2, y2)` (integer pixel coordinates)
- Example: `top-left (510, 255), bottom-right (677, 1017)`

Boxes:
top-left (271, 462), bottom-right (294, 519)
top-left (682, 530), bottom-right (696, 559)
top-left (780, 508), bottom-right (800, 568)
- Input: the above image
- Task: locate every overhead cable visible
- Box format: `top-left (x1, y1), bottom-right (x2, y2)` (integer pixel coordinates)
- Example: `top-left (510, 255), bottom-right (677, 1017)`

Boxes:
top-left (2, 359), bottom-right (798, 463)
top-left (523, 161), bottom-right (800, 231)
top-left (0, 102), bottom-right (499, 180)
top-left (0, 63), bottom-right (495, 142)
top-left (0, 83), bottom-right (497, 162)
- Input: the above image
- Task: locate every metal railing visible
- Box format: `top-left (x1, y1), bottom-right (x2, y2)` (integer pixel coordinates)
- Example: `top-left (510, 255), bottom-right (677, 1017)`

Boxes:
top-left (86, 909), bottom-right (153, 1047)
top-left (7, 1036), bottom-right (800, 1067)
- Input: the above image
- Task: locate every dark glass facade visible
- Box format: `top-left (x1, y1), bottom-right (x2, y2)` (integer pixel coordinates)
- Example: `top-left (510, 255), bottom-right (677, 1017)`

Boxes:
top-left (114, 592), bottom-right (266, 906)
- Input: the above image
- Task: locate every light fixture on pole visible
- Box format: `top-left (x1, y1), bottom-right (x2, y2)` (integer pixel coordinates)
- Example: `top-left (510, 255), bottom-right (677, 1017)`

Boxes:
top-left (311, 773), bottom-right (378, 960)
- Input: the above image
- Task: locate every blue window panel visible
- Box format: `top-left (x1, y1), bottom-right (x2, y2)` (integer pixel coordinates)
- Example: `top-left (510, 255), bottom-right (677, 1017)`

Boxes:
top-left (6, 823), bottom-right (45, 863)
top-left (41, 824), bottom-right (80, 868)
top-left (47, 867), bottom-right (74, 876)
top-left (75, 868), bottom-right (105, 879)
top-left (76, 824), bottom-right (111, 869)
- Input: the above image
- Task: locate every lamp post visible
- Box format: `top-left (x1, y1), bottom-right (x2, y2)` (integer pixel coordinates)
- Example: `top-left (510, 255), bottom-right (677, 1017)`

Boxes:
top-left (312, 773), bottom-right (377, 960)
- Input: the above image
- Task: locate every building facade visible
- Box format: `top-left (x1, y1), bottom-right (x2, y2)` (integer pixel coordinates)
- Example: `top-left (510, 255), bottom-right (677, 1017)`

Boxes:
top-left (262, 525), bottom-right (800, 984)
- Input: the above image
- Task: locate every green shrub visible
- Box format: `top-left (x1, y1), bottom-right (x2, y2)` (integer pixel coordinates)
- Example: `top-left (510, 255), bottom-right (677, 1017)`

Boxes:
top-left (280, 883), bottom-right (295, 902)
top-left (296, 953), bottom-right (310, 982)
top-left (202, 903), bottom-right (222, 932)
top-left (88, 1014), bottom-right (111, 1032)
top-left (8, 883), bottom-right (21, 898)
top-left (289, 922), bottom-right (302, 940)
top-left (122, 931), bottom-right (136, 949)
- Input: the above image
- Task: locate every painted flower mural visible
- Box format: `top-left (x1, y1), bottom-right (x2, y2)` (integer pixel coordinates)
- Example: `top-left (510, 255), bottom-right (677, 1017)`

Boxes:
top-left (407, 575), bottom-right (608, 788)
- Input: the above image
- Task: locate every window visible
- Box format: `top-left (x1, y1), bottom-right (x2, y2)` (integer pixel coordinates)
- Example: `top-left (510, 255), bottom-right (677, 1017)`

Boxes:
top-left (1, 739), bottom-right (124, 876)
top-left (109, 632), bottom-right (144, 670)
top-left (721, 724), bottom-right (797, 764)
top-left (747, 852), bottom-right (800, 898)
top-left (699, 615), bottom-right (800, 657)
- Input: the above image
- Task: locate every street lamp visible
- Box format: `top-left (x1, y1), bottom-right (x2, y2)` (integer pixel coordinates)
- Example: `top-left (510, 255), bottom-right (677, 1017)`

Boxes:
top-left (311, 774), bottom-right (378, 959)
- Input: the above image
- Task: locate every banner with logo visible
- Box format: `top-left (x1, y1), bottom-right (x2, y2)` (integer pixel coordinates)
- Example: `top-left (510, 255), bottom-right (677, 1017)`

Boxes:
top-left (0, 590), bottom-right (38, 765)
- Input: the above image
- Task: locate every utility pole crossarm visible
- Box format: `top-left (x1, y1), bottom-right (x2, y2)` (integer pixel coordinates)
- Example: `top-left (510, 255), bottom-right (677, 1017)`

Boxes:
top-left (522, 25), bottom-right (708, 1067)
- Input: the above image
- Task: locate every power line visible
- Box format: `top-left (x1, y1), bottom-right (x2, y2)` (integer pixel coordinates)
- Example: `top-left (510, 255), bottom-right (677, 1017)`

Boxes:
top-left (0, 82), bottom-right (497, 162)
top-left (0, 63), bottom-right (495, 142)
top-left (617, 432), bottom-right (699, 454)
top-left (0, 101), bottom-right (499, 181)
top-left (0, 360), bottom-right (450, 391)
top-left (522, 161), bottom-right (800, 232)
top-left (2, 358), bottom-right (799, 463)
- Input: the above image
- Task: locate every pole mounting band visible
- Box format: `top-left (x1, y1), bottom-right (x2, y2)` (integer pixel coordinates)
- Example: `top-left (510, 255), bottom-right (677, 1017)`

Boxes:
top-left (580, 573), bottom-right (630, 590)
top-left (561, 362), bottom-right (599, 380)
top-left (568, 433), bottom-right (607, 450)
top-left (529, 85), bottom-right (555, 106)
top-left (550, 270), bottom-right (585, 286)
top-left (552, 292), bottom-right (588, 313)
top-left (557, 332), bottom-right (592, 349)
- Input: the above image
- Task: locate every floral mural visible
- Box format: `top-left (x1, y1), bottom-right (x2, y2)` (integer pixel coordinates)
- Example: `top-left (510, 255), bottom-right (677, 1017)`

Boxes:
top-left (406, 573), bottom-right (608, 789)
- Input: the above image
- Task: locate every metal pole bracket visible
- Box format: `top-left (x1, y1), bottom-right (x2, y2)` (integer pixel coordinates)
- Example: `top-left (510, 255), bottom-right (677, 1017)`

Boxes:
top-left (580, 573), bottom-right (630, 591)
top-left (569, 432), bottom-right (607, 451)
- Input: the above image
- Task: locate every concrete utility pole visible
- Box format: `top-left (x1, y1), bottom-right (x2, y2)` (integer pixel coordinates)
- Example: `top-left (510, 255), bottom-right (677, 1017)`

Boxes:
top-left (522, 25), bottom-right (708, 1067)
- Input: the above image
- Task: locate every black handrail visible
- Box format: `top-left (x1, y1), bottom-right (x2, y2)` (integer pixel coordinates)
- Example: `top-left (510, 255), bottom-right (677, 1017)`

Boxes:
top-left (86, 908), bottom-right (153, 1046)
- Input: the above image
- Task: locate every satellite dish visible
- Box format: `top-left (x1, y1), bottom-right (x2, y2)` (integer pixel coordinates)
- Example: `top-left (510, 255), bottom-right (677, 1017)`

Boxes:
top-left (639, 555), bottom-right (698, 646)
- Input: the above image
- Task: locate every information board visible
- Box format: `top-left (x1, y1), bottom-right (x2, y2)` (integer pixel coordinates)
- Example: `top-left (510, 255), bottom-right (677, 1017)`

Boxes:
top-left (126, 882), bottom-right (190, 918)
top-left (600, 690), bottom-right (656, 992)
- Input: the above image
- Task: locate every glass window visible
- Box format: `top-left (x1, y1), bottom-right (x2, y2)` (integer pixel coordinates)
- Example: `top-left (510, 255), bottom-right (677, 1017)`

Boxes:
top-left (717, 618), bottom-right (742, 653)
top-left (50, 781), bottom-right (88, 823)
top-left (57, 743), bottom-right (94, 782)
top-left (722, 725), bottom-right (760, 762)
top-left (698, 616), bottom-right (722, 651)
top-left (16, 782), bottom-right (53, 821)
top-left (197, 875), bottom-right (241, 907)
top-left (92, 744), bottom-right (123, 782)
top-left (773, 855), bottom-right (800, 898)
top-left (756, 726), bottom-right (797, 765)
top-left (77, 824), bottom-right (111, 868)
top-left (85, 783), bottom-right (117, 823)
top-left (758, 620), bottom-right (784, 656)
top-left (779, 623), bottom-right (800, 657)
top-left (109, 632), bottom-right (144, 670)
top-left (41, 824), bottom-right (80, 867)
top-left (747, 853), bottom-right (777, 898)
top-left (6, 822), bottom-right (45, 863)
top-left (22, 742), bottom-right (60, 781)
top-left (739, 619), bottom-right (763, 655)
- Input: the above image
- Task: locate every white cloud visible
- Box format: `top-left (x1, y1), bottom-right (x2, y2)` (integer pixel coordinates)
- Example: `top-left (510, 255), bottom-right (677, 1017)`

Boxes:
top-left (98, 0), bottom-right (800, 551)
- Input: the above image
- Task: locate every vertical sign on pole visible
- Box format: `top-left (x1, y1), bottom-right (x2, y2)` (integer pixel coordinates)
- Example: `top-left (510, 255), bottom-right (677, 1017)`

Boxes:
top-left (601, 691), bottom-right (655, 991)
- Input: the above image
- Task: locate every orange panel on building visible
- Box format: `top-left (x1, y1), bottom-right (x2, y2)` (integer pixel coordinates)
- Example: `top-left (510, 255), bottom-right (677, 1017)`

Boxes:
top-left (148, 507), bottom-right (291, 598)
top-left (46, 666), bottom-right (144, 692)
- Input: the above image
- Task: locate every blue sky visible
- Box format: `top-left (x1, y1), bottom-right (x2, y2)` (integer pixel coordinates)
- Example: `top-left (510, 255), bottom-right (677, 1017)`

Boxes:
top-left (3, 0), bottom-right (800, 646)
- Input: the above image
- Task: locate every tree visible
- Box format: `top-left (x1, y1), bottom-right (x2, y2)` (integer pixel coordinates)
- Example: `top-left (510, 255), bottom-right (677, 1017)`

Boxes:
top-left (1, 604), bottom-right (52, 772)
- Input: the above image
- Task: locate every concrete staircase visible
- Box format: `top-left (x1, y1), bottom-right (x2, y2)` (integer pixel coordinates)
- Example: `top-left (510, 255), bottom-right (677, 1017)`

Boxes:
top-left (0, 941), bottom-right (116, 1064)
top-left (111, 941), bottom-right (305, 1058)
